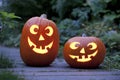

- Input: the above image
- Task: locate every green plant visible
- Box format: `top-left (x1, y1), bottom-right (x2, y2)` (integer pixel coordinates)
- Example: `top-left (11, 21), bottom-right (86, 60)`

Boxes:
top-left (0, 11), bottom-right (21, 28)
top-left (0, 71), bottom-right (24, 80)
top-left (102, 32), bottom-right (120, 55)
top-left (0, 53), bottom-right (13, 68)
top-left (71, 7), bottom-right (90, 23)
top-left (56, 0), bottom-right (120, 45)
top-left (103, 55), bottom-right (120, 70)
top-left (0, 11), bottom-right (21, 47)
top-left (57, 45), bottom-right (64, 58)
top-left (52, 0), bottom-right (85, 20)
top-left (2, 34), bottom-right (21, 47)
top-left (58, 19), bottom-right (81, 45)
top-left (100, 32), bottom-right (120, 70)
top-left (4, 0), bottom-right (55, 21)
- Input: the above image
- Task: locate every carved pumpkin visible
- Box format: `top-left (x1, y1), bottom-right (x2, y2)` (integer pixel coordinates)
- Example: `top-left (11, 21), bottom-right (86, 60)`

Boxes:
top-left (63, 36), bottom-right (106, 68)
top-left (20, 14), bottom-right (59, 66)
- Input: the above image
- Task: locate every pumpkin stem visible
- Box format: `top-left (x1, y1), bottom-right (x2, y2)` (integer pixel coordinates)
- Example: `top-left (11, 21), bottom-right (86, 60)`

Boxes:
top-left (40, 14), bottom-right (47, 18)
top-left (82, 33), bottom-right (87, 37)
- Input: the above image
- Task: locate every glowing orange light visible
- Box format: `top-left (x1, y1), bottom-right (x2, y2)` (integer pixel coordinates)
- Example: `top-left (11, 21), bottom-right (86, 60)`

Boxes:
top-left (45, 26), bottom-right (53, 36)
top-left (30, 25), bottom-right (39, 34)
top-left (69, 42), bottom-right (98, 62)
top-left (28, 37), bottom-right (53, 54)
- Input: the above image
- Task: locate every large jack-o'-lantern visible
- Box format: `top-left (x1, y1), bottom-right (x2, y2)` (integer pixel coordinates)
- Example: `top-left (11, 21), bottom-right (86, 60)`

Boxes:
top-left (20, 14), bottom-right (59, 66)
top-left (63, 36), bottom-right (106, 68)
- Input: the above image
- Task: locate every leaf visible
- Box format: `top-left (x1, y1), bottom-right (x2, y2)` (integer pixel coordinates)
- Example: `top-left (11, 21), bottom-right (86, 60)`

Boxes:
top-left (0, 11), bottom-right (21, 19)
top-left (7, 13), bottom-right (21, 19)
top-left (104, 13), bottom-right (117, 22)
top-left (0, 11), bottom-right (8, 17)
top-left (86, 0), bottom-right (107, 16)
top-left (104, 0), bottom-right (112, 3)
top-left (71, 8), bottom-right (90, 20)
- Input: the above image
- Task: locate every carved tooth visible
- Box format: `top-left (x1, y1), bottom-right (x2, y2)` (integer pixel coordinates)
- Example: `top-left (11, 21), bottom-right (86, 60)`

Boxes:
top-left (28, 37), bottom-right (36, 47)
top-left (46, 41), bottom-right (53, 49)
top-left (27, 37), bottom-right (54, 54)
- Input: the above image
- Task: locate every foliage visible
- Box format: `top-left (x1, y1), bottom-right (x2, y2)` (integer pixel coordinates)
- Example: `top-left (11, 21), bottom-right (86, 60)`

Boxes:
top-left (102, 31), bottom-right (120, 55)
top-left (58, 19), bottom-right (81, 45)
top-left (0, 11), bottom-right (21, 28)
top-left (55, 0), bottom-right (120, 46)
top-left (52, 0), bottom-right (85, 20)
top-left (0, 11), bottom-right (21, 47)
top-left (71, 7), bottom-right (90, 23)
top-left (102, 31), bottom-right (120, 70)
top-left (103, 55), bottom-right (120, 70)
top-left (0, 53), bottom-right (13, 68)
top-left (52, 0), bottom-right (120, 21)
top-left (4, 0), bottom-right (56, 21)
top-left (0, 71), bottom-right (24, 80)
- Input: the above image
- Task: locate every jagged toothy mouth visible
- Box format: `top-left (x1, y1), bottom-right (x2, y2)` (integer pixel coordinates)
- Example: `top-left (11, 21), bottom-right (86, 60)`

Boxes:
top-left (27, 37), bottom-right (53, 54)
top-left (69, 50), bottom-right (98, 62)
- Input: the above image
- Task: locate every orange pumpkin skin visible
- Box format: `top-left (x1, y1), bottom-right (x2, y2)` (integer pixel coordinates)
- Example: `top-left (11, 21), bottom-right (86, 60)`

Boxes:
top-left (63, 37), bottom-right (106, 68)
top-left (20, 15), bottom-right (59, 66)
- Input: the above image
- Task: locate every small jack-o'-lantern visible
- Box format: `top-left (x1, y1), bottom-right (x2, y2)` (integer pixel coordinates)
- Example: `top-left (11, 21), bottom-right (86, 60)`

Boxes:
top-left (63, 36), bottom-right (106, 68)
top-left (20, 14), bottom-right (59, 66)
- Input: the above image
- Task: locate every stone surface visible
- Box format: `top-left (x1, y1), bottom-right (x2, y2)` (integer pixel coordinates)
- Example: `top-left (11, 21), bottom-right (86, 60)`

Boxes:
top-left (0, 46), bottom-right (120, 80)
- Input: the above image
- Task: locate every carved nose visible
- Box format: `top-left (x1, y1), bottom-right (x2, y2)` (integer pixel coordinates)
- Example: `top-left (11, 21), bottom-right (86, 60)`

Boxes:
top-left (80, 48), bottom-right (85, 54)
top-left (39, 35), bottom-right (45, 41)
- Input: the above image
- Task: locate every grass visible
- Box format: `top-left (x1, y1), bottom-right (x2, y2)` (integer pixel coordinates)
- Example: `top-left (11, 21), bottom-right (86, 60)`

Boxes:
top-left (0, 71), bottom-right (24, 80)
top-left (0, 53), bottom-right (13, 68)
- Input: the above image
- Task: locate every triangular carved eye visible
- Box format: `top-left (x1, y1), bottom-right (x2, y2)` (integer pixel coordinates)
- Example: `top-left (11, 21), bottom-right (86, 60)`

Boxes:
top-left (45, 26), bottom-right (53, 36)
top-left (70, 42), bottom-right (80, 50)
top-left (87, 42), bottom-right (97, 50)
top-left (30, 25), bottom-right (39, 34)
